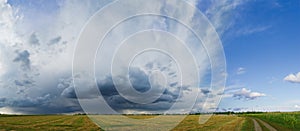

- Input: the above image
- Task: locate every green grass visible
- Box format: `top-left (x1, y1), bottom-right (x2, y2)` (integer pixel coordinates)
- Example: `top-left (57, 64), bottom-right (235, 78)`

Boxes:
top-left (241, 117), bottom-right (254, 131)
top-left (243, 112), bottom-right (300, 131)
top-left (255, 118), bottom-right (271, 131)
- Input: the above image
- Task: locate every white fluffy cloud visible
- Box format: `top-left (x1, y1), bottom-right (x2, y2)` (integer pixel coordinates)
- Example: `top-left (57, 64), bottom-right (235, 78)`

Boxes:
top-left (233, 88), bottom-right (266, 100)
top-left (284, 72), bottom-right (300, 83)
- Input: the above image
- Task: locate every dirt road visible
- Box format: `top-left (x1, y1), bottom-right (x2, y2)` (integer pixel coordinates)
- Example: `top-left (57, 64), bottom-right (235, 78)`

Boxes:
top-left (252, 119), bottom-right (262, 131)
top-left (251, 118), bottom-right (277, 131)
top-left (256, 119), bottom-right (277, 131)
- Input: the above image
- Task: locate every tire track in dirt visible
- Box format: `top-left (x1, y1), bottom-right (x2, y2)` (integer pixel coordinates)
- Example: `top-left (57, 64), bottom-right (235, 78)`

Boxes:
top-left (256, 119), bottom-right (277, 131)
top-left (252, 119), bottom-right (262, 131)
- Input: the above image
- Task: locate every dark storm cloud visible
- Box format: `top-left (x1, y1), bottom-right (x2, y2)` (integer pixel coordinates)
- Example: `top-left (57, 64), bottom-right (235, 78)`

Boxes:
top-left (200, 89), bottom-right (211, 95)
top-left (170, 82), bottom-right (178, 87)
top-left (61, 87), bottom-right (77, 99)
top-left (57, 77), bottom-right (77, 99)
top-left (9, 98), bottom-right (83, 114)
top-left (0, 65), bottom-right (191, 114)
top-left (13, 50), bottom-right (31, 70)
top-left (48, 36), bottom-right (62, 45)
top-left (0, 72), bottom-right (83, 114)
top-left (14, 80), bottom-right (24, 86)
top-left (0, 90), bottom-right (82, 114)
top-left (0, 64), bottom-right (197, 114)
top-left (106, 96), bottom-right (174, 111)
top-left (57, 75), bottom-right (99, 99)
top-left (128, 67), bottom-right (151, 92)
top-left (145, 62), bottom-right (153, 69)
top-left (0, 94), bottom-right (50, 108)
top-left (0, 98), bottom-right (6, 107)
top-left (97, 67), bottom-right (182, 112)
top-left (28, 33), bottom-right (40, 45)
top-left (168, 72), bottom-right (176, 76)
top-left (14, 79), bottom-right (34, 87)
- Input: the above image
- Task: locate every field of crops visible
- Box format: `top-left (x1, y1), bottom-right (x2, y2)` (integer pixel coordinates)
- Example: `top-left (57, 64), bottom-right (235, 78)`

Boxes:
top-left (0, 113), bottom-right (299, 130)
top-left (0, 115), bottom-right (100, 131)
top-left (89, 115), bottom-right (245, 130)
top-left (243, 112), bottom-right (300, 131)
top-left (0, 114), bottom-right (246, 131)
top-left (173, 115), bottom-right (245, 131)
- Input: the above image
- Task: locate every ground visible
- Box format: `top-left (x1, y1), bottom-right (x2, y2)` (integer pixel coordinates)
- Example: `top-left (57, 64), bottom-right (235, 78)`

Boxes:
top-left (0, 113), bottom-right (299, 130)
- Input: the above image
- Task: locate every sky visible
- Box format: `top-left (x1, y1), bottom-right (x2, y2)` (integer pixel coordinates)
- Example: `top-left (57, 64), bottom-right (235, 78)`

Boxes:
top-left (0, 0), bottom-right (299, 114)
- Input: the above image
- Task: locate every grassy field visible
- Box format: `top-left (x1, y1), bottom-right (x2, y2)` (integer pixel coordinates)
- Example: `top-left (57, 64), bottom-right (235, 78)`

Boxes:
top-left (0, 113), bottom-right (299, 130)
top-left (89, 115), bottom-right (245, 130)
top-left (0, 115), bottom-right (100, 131)
top-left (240, 117), bottom-right (254, 131)
top-left (0, 114), bottom-right (245, 131)
top-left (173, 115), bottom-right (245, 131)
top-left (242, 112), bottom-right (300, 131)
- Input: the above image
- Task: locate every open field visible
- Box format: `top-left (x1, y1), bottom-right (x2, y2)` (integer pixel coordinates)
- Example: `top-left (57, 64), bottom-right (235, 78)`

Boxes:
top-left (173, 115), bottom-right (245, 131)
top-left (0, 115), bottom-right (100, 131)
top-left (241, 112), bottom-right (300, 131)
top-left (0, 113), bottom-right (299, 130)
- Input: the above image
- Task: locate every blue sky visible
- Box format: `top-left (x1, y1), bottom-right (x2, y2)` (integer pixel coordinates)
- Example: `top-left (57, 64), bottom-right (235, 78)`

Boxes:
top-left (0, 0), bottom-right (299, 114)
top-left (220, 0), bottom-right (300, 111)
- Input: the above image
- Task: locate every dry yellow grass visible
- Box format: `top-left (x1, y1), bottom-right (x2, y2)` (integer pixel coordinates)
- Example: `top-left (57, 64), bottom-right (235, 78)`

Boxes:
top-left (0, 115), bottom-right (247, 130)
top-left (0, 115), bottom-right (100, 131)
top-left (173, 115), bottom-right (245, 131)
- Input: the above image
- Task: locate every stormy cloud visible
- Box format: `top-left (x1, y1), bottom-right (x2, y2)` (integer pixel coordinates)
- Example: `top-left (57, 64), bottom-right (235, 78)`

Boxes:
top-left (0, 0), bottom-right (233, 114)
top-left (13, 50), bottom-right (31, 71)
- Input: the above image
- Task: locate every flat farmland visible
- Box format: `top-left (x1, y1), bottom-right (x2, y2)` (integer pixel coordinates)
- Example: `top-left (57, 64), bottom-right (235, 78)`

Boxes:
top-left (173, 115), bottom-right (245, 131)
top-left (0, 113), bottom-right (299, 130)
top-left (0, 115), bottom-right (100, 131)
top-left (0, 115), bottom-right (245, 131)
top-left (242, 112), bottom-right (300, 131)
